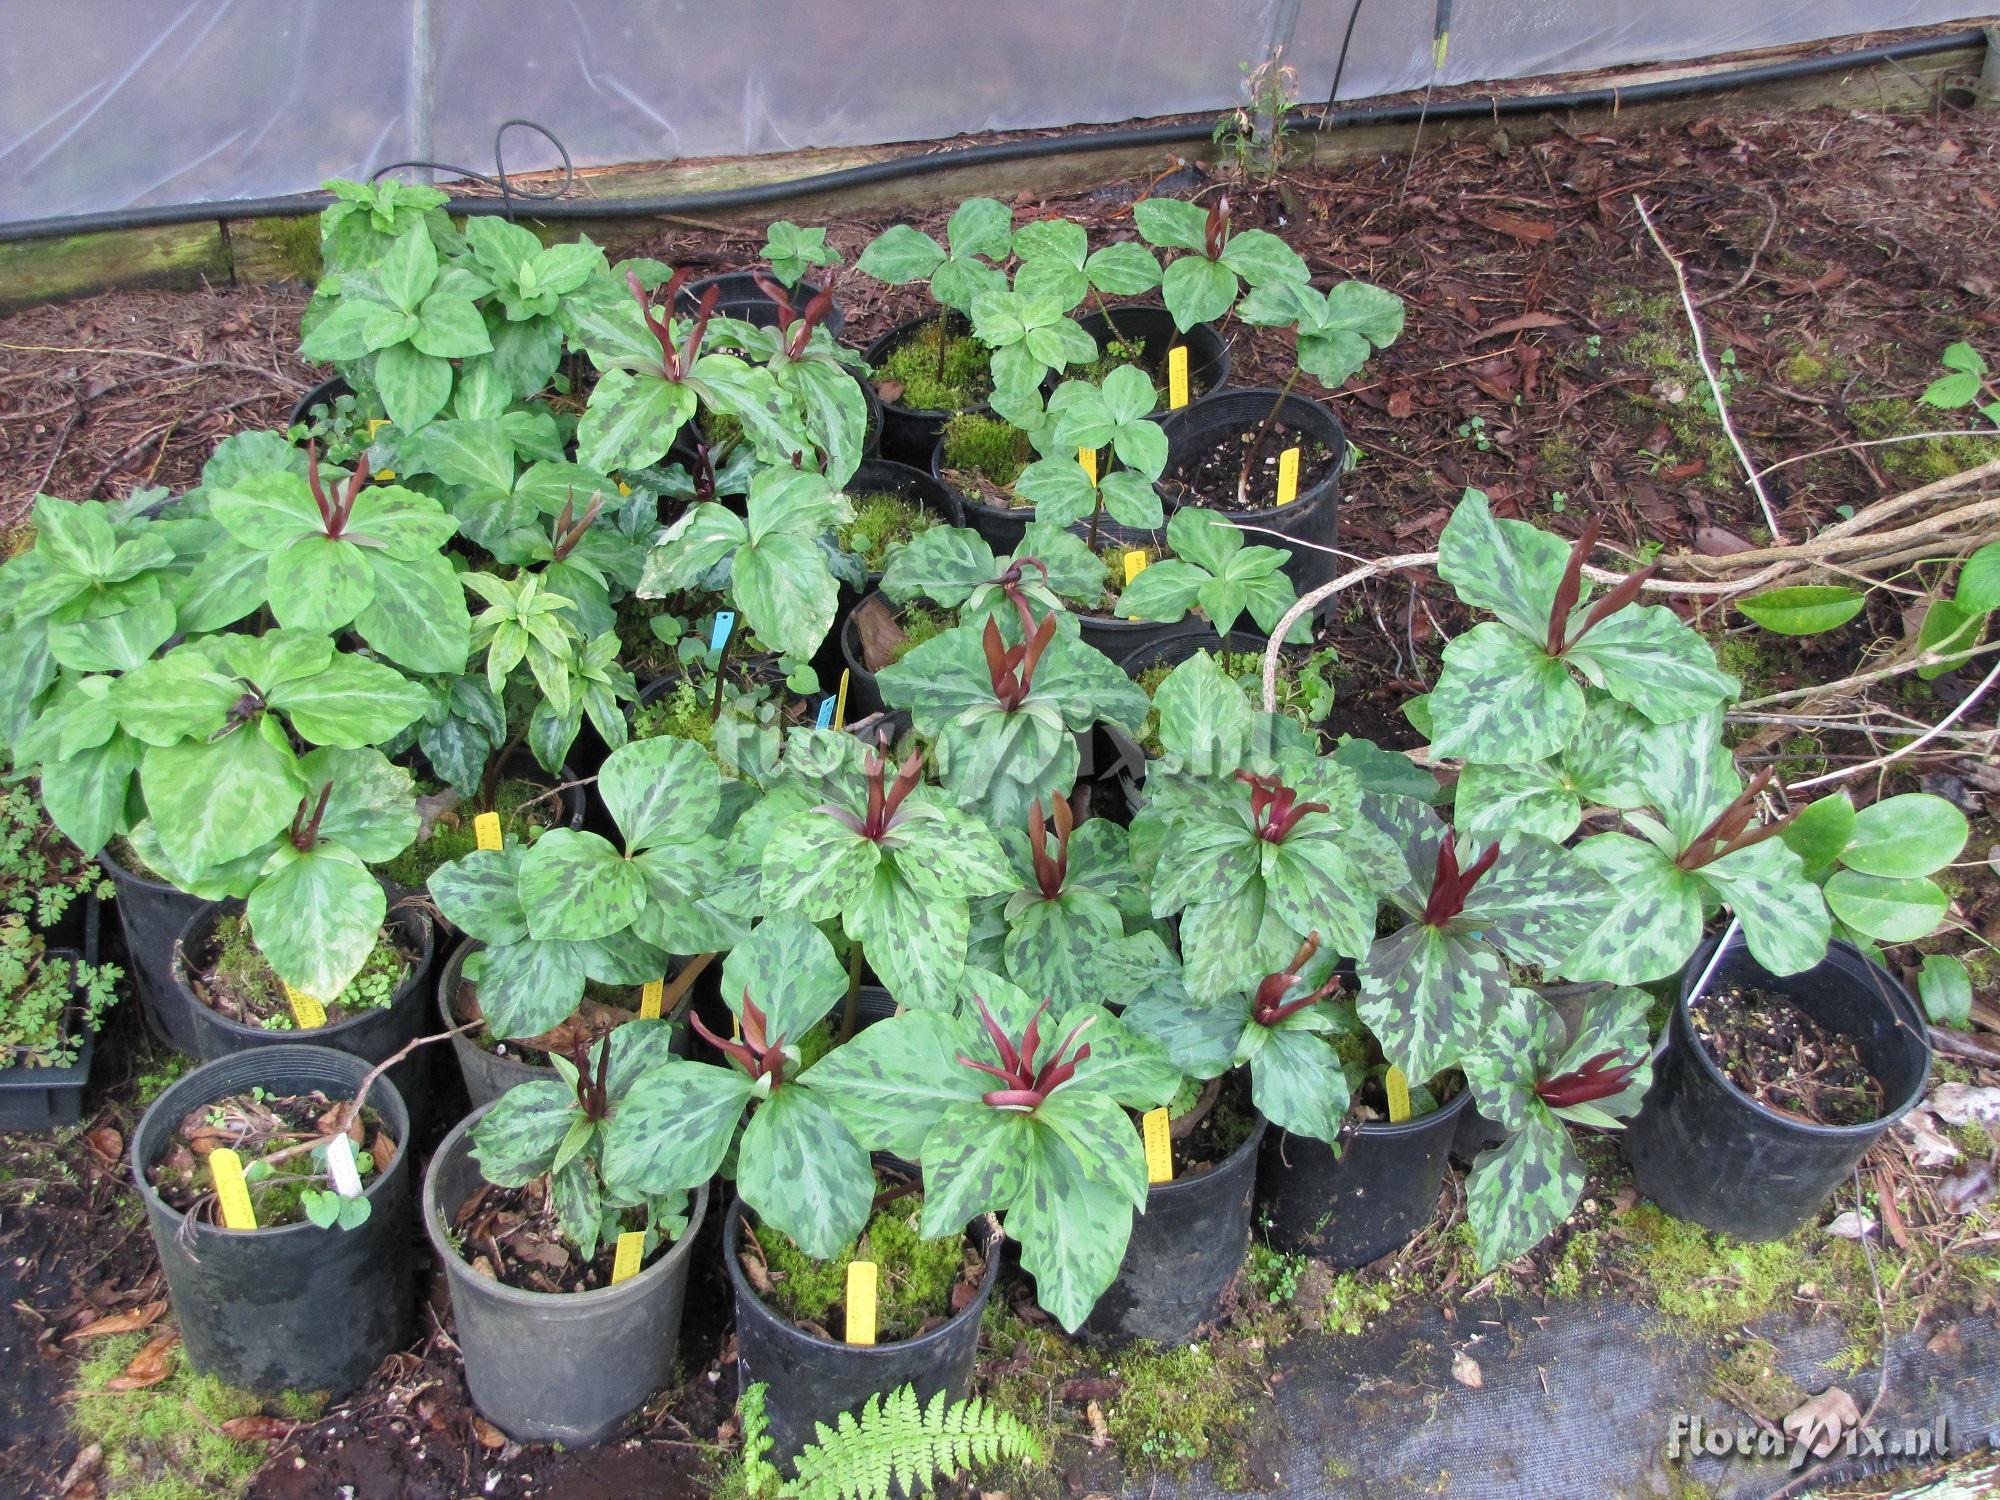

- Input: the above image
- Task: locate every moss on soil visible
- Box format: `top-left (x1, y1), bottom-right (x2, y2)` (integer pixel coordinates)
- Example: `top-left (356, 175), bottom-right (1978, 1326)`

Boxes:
top-left (940, 413), bottom-right (1030, 489)
top-left (879, 322), bottom-right (991, 412)
top-left (1848, 395), bottom-right (2000, 485)
top-left (872, 603), bottom-right (954, 668)
top-left (631, 675), bottom-right (717, 752)
top-left (70, 1328), bottom-right (320, 1499)
top-left (375, 777), bottom-right (556, 890)
top-left (839, 491), bottom-right (938, 573)
top-left (757, 1189), bottom-right (967, 1343)
top-left (205, 912), bottom-right (407, 1028)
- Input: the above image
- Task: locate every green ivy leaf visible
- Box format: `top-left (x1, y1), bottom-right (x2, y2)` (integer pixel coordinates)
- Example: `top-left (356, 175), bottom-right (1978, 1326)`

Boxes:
top-left (1841, 793), bottom-right (1968, 878)
top-left (1737, 585), bottom-right (1867, 636)
top-left (1919, 953), bottom-right (1973, 1027)
top-left (1823, 870), bottom-right (1949, 943)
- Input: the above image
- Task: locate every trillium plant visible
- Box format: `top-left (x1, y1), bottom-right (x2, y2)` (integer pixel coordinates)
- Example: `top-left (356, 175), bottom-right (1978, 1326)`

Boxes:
top-left (809, 969), bottom-right (1178, 1330)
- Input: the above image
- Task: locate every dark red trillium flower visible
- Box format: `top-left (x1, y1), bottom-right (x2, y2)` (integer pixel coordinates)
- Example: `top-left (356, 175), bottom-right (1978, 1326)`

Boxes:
top-left (1235, 772), bottom-right (1327, 844)
top-left (1420, 838), bottom-right (1502, 927)
top-left (1203, 195), bottom-right (1232, 262)
top-left (566, 1033), bottom-right (617, 1121)
top-left (750, 269), bottom-right (841, 360)
top-left (548, 490), bottom-right (603, 562)
top-left (957, 993), bottom-right (1094, 1110)
top-left (1534, 1050), bottom-right (1642, 1109)
top-left (987, 558), bottom-right (1049, 640)
top-left (1543, 514), bottom-right (1660, 658)
top-left (1251, 933), bottom-right (1342, 1027)
top-left (817, 744), bottom-right (925, 842)
top-left (983, 612), bottom-right (1057, 712)
top-left (1027, 794), bottom-right (1073, 899)
top-left (628, 268), bottom-right (719, 381)
top-left (304, 441), bottom-right (367, 538)
top-left (689, 989), bottom-right (789, 1086)
top-left (1674, 766), bottom-right (1801, 871)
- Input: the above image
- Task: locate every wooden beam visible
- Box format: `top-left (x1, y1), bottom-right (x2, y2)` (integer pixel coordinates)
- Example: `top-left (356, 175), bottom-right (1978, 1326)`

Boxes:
top-left (0, 222), bottom-right (228, 314)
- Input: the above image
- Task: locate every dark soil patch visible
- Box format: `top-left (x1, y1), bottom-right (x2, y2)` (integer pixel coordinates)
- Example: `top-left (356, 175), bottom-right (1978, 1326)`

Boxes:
top-left (1691, 983), bottom-right (1886, 1126)
top-left (449, 976), bottom-right (641, 1071)
top-left (146, 1090), bottom-right (393, 1229)
top-left (1161, 419), bottom-right (1337, 512)
top-left (1168, 1070), bottom-right (1259, 1176)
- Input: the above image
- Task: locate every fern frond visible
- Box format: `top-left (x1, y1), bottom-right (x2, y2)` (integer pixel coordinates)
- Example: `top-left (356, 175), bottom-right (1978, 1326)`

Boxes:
top-left (784, 1383), bottom-right (1041, 1500)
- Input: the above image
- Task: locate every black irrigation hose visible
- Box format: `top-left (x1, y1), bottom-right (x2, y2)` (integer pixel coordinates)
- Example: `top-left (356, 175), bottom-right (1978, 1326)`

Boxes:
top-left (0, 27), bottom-right (1983, 245)
top-left (367, 118), bottom-right (575, 221)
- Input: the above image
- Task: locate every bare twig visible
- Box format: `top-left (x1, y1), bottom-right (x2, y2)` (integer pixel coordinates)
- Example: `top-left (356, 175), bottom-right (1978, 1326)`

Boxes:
top-left (1784, 657), bottom-right (2000, 795)
top-left (1754, 430), bottom-right (2000, 479)
top-left (1691, 185), bottom-right (1780, 309)
top-left (1633, 195), bottom-right (1787, 543)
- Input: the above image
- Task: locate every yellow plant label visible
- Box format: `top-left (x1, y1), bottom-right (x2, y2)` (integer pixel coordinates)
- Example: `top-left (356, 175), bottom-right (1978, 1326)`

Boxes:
top-left (1167, 345), bottom-right (1191, 409)
top-left (473, 812), bottom-right (503, 851)
top-left (639, 978), bottom-right (665, 1020)
top-left (283, 984), bottom-right (327, 1030)
top-left (1142, 1107), bottom-right (1173, 1185)
top-left (834, 668), bottom-right (851, 730)
top-left (376, 470), bottom-right (397, 480)
top-left (1078, 447), bottom-right (1097, 481)
top-left (1276, 447), bottom-right (1301, 506)
top-left (611, 1231), bottom-right (645, 1285)
top-left (366, 419), bottom-right (388, 438)
top-left (1385, 1065), bottom-right (1413, 1123)
top-left (1122, 550), bottom-right (1149, 585)
top-left (617, 481), bottom-right (632, 496)
top-left (209, 1148), bottom-right (257, 1230)
top-left (844, 1261), bottom-right (878, 1345)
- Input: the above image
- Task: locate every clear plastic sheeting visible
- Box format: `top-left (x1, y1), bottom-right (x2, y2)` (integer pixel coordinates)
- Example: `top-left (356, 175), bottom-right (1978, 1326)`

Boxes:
top-left (0, 0), bottom-right (1991, 225)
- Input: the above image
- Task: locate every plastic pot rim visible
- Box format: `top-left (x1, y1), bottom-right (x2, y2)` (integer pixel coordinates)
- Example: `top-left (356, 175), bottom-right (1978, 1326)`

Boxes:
top-left (169, 895), bottom-right (436, 1049)
top-left (722, 1187), bottom-right (1000, 1363)
top-left (865, 310), bottom-right (991, 422)
top-left (1271, 1080), bottom-right (1474, 1151)
top-left (1161, 386), bottom-right (1345, 523)
top-left (1146, 1107), bottom-right (1268, 1205)
top-left (97, 845), bottom-right (183, 899)
top-left (424, 1100), bottom-right (711, 1311)
top-left (1671, 934), bottom-right (1931, 1141)
top-left (130, 1044), bottom-right (410, 1244)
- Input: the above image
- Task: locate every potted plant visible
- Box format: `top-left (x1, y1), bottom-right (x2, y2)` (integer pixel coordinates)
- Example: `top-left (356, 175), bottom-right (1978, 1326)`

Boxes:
top-left (132, 1044), bottom-right (416, 1396)
top-left (426, 734), bottom-right (748, 1102)
top-left (857, 199), bottom-right (1017, 463)
top-left (809, 966), bottom-right (1180, 1331)
top-left (594, 912), bottom-right (1004, 1460)
top-left (422, 1021), bottom-right (707, 1445)
top-left (0, 915), bottom-right (119, 1130)
top-left (707, 270), bottom-right (877, 483)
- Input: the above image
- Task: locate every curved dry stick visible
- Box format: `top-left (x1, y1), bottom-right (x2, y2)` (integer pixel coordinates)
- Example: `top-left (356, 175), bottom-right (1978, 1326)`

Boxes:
top-left (1783, 656), bottom-right (2000, 795)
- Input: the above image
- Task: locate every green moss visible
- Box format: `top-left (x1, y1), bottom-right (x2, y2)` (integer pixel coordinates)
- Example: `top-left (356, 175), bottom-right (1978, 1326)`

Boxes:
top-left (1317, 1269), bottom-right (1395, 1337)
top-left (704, 410), bottom-right (745, 457)
top-left (631, 676), bottom-right (716, 751)
top-left (1613, 1205), bottom-right (1813, 1333)
top-left (1536, 434), bottom-right (1587, 486)
top-left (261, 215), bottom-right (324, 284)
top-left (840, 492), bottom-right (939, 573)
top-left (208, 912), bottom-right (406, 1026)
top-left (1546, 1227), bottom-right (1601, 1300)
top-left (757, 1190), bottom-right (967, 1343)
top-left (1101, 1343), bottom-right (1256, 1477)
top-left (1776, 349), bottom-right (1842, 390)
top-left (872, 604), bottom-right (954, 669)
top-left (1712, 631), bottom-right (1785, 700)
top-left (1849, 396), bottom-right (2000, 484)
top-left (375, 777), bottom-right (556, 890)
top-left (939, 414), bottom-right (1030, 488)
top-left (1710, 1337), bottom-right (1807, 1421)
top-left (71, 1329), bottom-right (322, 1499)
top-left (879, 321), bottom-right (992, 412)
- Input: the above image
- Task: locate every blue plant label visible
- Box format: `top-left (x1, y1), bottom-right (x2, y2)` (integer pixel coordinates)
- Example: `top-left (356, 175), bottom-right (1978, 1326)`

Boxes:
top-left (710, 611), bottom-right (736, 653)
top-left (816, 696), bottom-right (836, 728)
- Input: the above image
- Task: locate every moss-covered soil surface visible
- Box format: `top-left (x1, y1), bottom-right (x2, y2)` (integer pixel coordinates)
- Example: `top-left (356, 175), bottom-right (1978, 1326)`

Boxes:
top-left (2, 63), bottom-right (2000, 1500)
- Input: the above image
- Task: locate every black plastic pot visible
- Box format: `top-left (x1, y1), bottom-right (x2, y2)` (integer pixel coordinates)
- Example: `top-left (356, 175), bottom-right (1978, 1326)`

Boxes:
top-left (1160, 389), bottom-right (1345, 613)
top-left (680, 271), bottom-right (845, 339)
top-left (437, 939), bottom-right (690, 1110)
top-left (1257, 1087), bottom-right (1473, 1265)
top-left (1623, 936), bottom-right (1932, 1241)
top-left (725, 1174), bottom-right (1000, 1465)
top-left (173, 894), bottom-right (438, 1121)
top-left (288, 374), bottom-right (351, 431)
top-left (0, 946), bottom-right (95, 1131)
top-left (834, 590), bottom-right (919, 721)
top-left (1083, 1108), bottom-right (1266, 1344)
top-left (132, 1045), bottom-right (415, 1397)
top-left (423, 1102), bottom-right (709, 1446)
top-left (1076, 306), bottom-right (1230, 402)
top-left (99, 847), bottom-right (207, 1055)
top-left (37, 886), bottom-right (101, 956)
top-left (864, 311), bottom-right (990, 468)
top-left (924, 430), bottom-right (1031, 558)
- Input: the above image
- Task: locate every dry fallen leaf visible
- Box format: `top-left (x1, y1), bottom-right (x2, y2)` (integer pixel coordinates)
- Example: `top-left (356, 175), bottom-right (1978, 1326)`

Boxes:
top-left (1897, 1108), bottom-right (1963, 1167)
top-left (1824, 1210), bottom-right (1877, 1241)
top-left (66, 1300), bottom-right (167, 1342)
top-left (106, 1330), bottom-right (179, 1390)
top-left (1450, 1351), bottom-right (1484, 1389)
top-left (56, 1442), bottom-right (102, 1500)
top-left (1931, 1084), bottom-right (2000, 1130)
top-left (83, 1127), bottom-right (123, 1165)
top-left (1782, 1387), bottom-right (1859, 1459)
top-left (1939, 1157), bottom-right (1997, 1216)
top-left (1084, 1399), bottom-right (1110, 1450)
top-left (218, 1415), bottom-right (300, 1442)
top-left (472, 1415), bottom-right (510, 1449)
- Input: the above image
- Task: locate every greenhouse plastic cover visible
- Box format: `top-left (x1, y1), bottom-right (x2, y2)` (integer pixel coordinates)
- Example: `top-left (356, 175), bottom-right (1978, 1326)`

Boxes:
top-left (0, 0), bottom-right (1990, 224)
